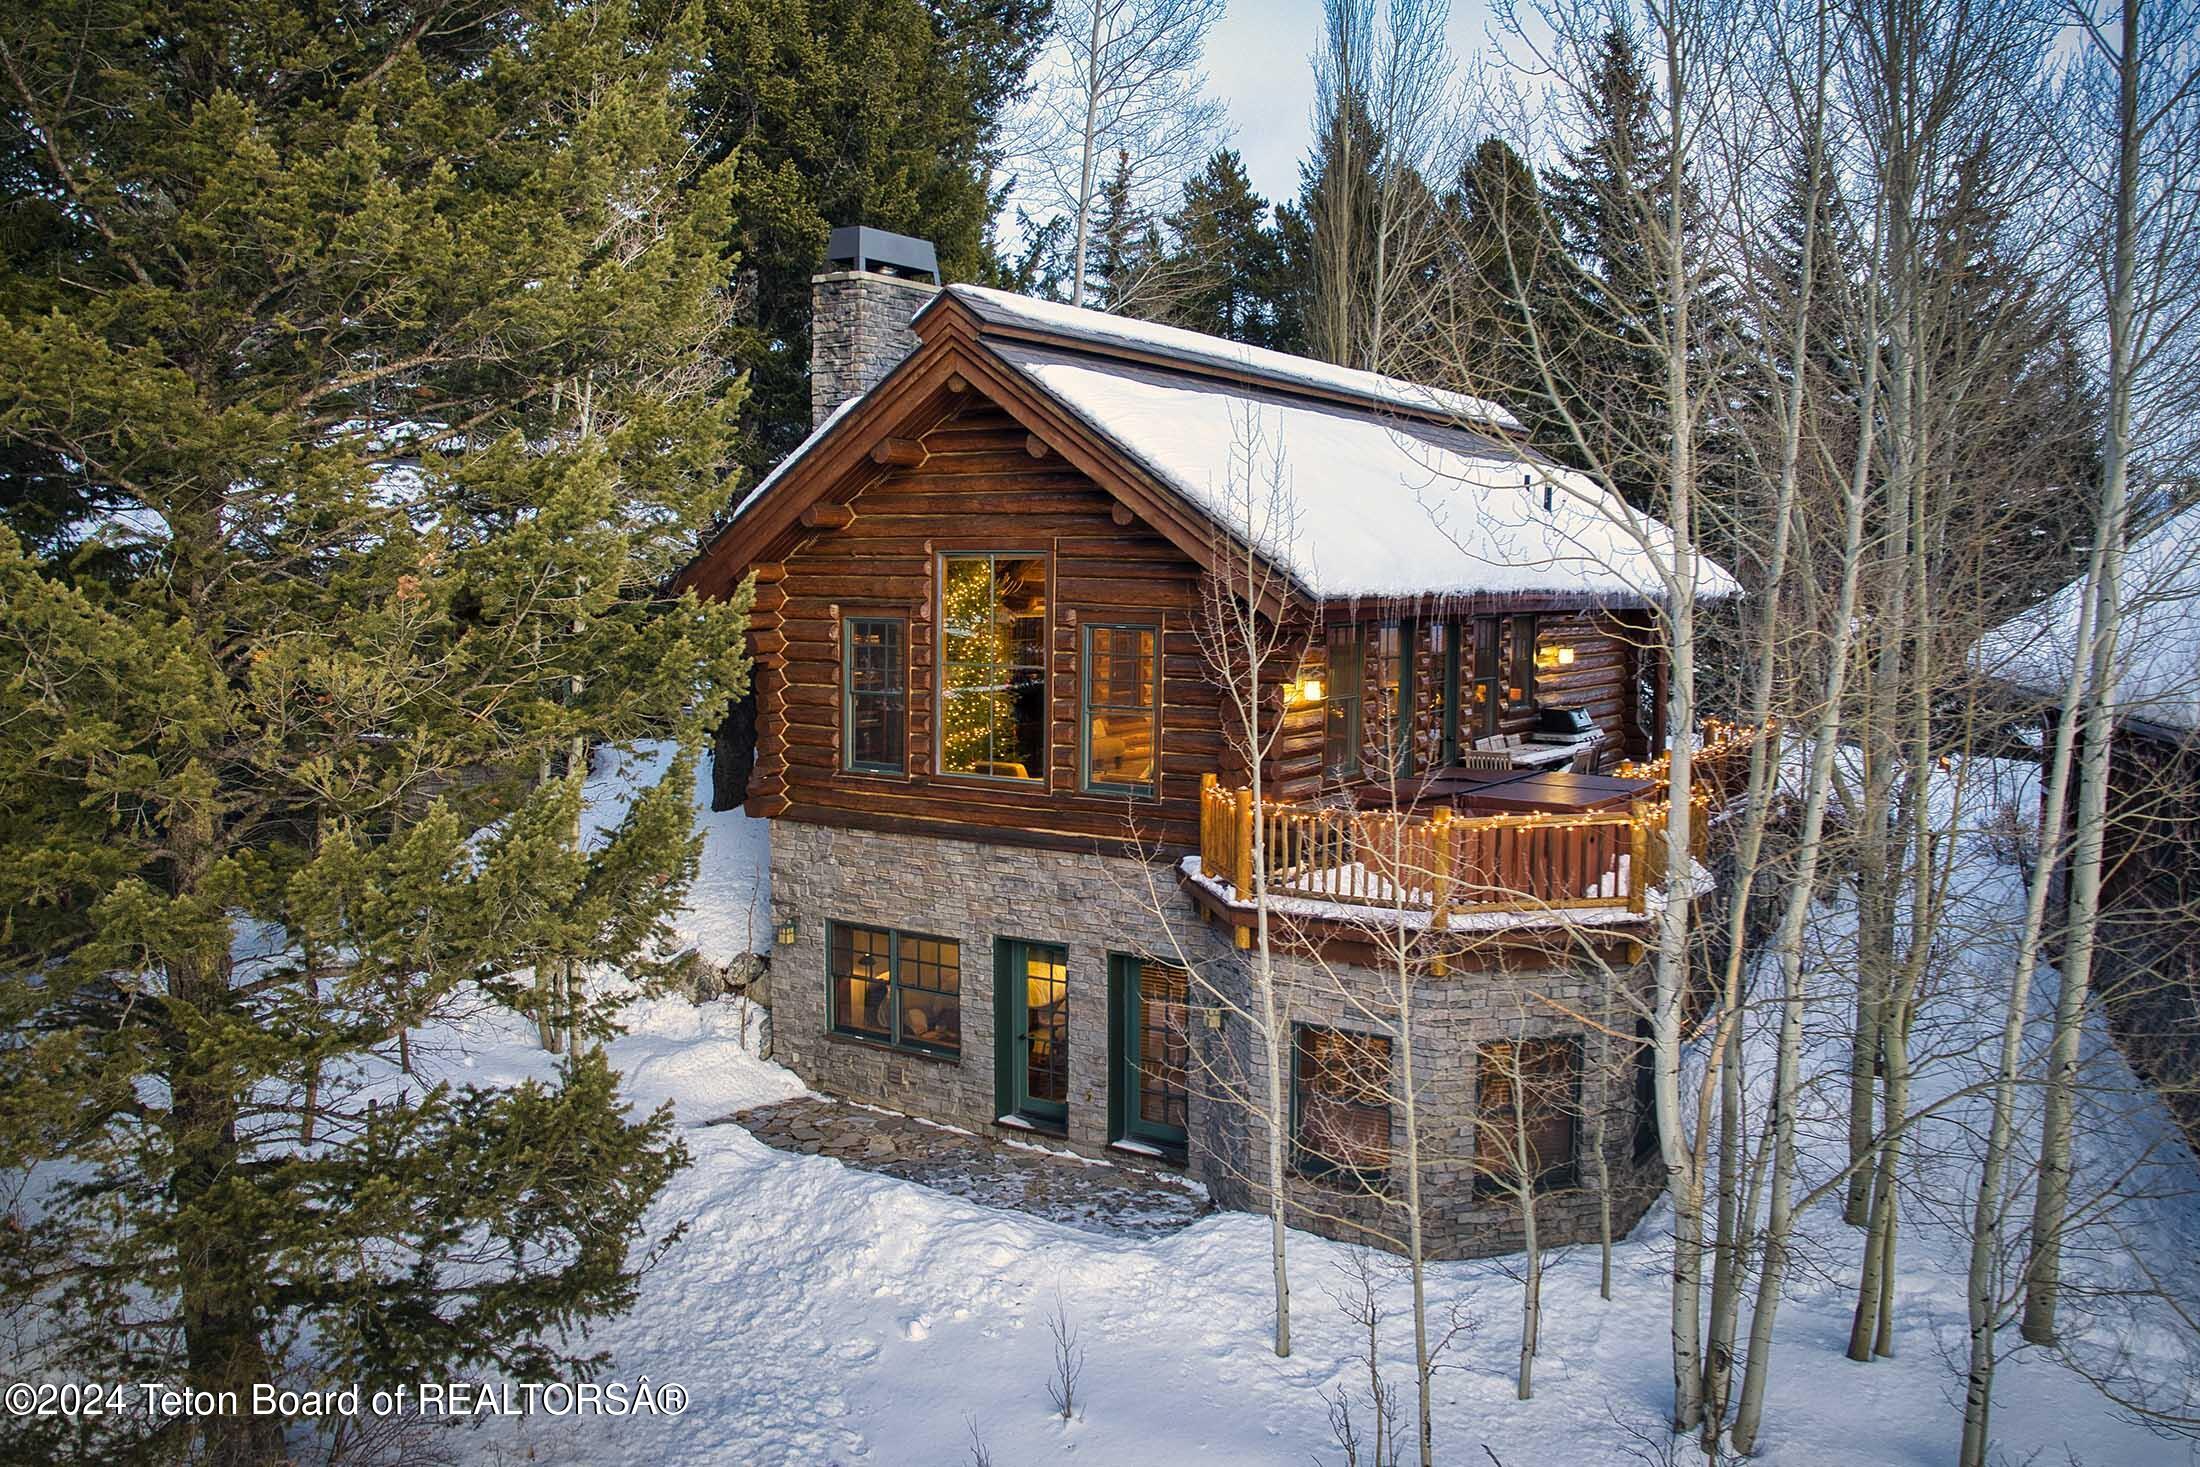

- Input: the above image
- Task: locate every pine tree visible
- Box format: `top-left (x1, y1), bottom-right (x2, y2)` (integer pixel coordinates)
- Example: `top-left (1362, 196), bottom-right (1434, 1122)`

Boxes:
top-left (1539, 24), bottom-right (1709, 505)
top-left (1161, 149), bottom-right (1290, 348)
top-left (0, 3), bottom-right (750, 1462)
top-left (1450, 137), bottom-right (1565, 435)
top-left (690, 0), bottom-right (1048, 468)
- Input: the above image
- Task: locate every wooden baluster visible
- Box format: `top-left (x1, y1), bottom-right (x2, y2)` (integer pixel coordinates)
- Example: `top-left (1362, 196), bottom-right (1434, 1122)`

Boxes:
top-left (1200, 773), bottom-right (1216, 875)
top-left (1233, 787), bottom-right (1253, 898)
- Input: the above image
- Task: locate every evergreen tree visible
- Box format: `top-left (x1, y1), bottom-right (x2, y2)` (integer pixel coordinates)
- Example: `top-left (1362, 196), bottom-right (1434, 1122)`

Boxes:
top-left (0, 3), bottom-right (749, 1462)
top-left (1450, 137), bottom-right (1566, 434)
top-left (1539, 24), bottom-right (1717, 504)
top-left (1161, 149), bottom-right (1289, 347)
top-left (1087, 149), bottom-right (1151, 309)
top-left (690, 0), bottom-right (1048, 467)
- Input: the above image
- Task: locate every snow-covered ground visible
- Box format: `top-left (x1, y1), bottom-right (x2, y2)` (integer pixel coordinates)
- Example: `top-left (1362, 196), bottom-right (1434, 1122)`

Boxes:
top-left (386, 749), bottom-right (2197, 1466)
top-left (583, 740), bottom-right (773, 965)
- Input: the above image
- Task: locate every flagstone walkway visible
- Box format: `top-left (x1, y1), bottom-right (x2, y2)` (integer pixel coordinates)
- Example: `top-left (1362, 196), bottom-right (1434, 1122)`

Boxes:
top-left (720, 1096), bottom-right (1211, 1238)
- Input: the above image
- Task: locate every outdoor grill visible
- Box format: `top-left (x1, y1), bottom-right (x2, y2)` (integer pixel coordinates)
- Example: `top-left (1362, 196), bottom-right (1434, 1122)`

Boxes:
top-left (1530, 706), bottom-right (1600, 747)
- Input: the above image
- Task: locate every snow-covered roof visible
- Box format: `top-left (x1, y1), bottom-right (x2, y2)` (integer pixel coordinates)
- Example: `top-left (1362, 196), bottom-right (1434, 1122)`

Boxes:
top-left (944, 284), bottom-right (1522, 432)
top-left (701, 285), bottom-right (1737, 606)
top-left (999, 346), bottom-right (1736, 603)
top-left (1973, 502), bottom-right (2200, 734)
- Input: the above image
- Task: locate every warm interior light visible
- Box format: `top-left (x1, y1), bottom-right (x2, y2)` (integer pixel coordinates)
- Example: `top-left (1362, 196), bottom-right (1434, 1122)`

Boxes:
top-left (1295, 677), bottom-right (1326, 705)
top-left (1534, 645), bottom-right (1576, 670)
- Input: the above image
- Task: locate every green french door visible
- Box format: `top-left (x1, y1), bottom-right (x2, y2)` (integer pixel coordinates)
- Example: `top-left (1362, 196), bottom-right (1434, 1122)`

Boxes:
top-left (996, 939), bottom-right (1070, 1125)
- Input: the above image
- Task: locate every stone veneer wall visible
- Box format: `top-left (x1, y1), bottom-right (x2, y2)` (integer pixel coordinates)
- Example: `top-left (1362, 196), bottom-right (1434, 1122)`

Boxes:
top-left (769, 817), bottom-right (1663, 1260)
top-left (807, 270), bottom-right (939, 427)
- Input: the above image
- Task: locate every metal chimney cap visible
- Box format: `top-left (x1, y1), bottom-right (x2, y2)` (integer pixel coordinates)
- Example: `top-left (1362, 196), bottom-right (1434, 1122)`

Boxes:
top-left (824, 226), bottom-right (940, 282)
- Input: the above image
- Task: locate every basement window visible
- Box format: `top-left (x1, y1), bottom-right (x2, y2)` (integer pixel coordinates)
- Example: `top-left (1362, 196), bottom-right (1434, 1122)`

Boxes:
top-left (1476, 1037), bottom-right (1580, 1192)
top-left (828, 922), bottom-right (961, 1056)
top-left (1293, 1025), bottom-right (1392, 1180)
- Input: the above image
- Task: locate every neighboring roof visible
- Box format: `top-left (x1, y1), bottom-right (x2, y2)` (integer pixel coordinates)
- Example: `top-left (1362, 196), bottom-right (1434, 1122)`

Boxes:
top-left (699, 285), bottom-right (1738, 607)
top-left (942, 284), bottom-right (1523, 432)
top-left (1973, 502), bottom-right (2200, 736)
top-left (998, 345), bottom-right (1734, 602)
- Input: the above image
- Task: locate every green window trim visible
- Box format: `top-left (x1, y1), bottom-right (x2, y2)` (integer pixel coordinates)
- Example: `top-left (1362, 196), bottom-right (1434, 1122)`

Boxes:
top-left (1471, 615), bottom-right (1503, 740)
top-left (1324, 625), bottom-right (1365, 780)
top-left (842, 615), bottom-right (908, 775)
top-left (1107, 954), bottom-right (1190, 1152)
top-left (1372, 618), bottom-right (1415, 779)
top-left (994, 937), bottom-right (1070, 1129)
top-left (826, 921), bottom-right (962, 1057)
top-left (1508, 613), bottom-right (1540, 712)
top-left (1080, 622), bottom-right (1161, 797)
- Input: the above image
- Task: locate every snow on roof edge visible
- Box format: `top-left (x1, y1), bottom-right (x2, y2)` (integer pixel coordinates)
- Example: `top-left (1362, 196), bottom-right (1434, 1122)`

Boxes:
top-left (947, 284), bottom-right (1524, 433)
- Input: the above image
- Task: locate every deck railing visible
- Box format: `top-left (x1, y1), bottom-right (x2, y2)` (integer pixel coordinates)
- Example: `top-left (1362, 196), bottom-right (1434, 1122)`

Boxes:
top-left (1614, 718), bottom-right (1774, 809)
top-left (1198, 775), bottom-right (1709, 925)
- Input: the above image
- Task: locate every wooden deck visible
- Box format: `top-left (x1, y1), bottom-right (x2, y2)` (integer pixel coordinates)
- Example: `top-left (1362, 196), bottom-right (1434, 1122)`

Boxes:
top-left (1196, 721), bottom-right (1767, 931)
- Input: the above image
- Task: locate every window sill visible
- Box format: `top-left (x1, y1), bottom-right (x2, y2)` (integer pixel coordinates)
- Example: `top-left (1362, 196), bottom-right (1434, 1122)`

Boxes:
top-left (1293, 1163), bottom-right (1394, 1196)
top-left (824, 1030), bottom-right (961, 1065)
top-left (994, 1113), bottom-right (1068, 1140)
top-left (1107, 1137), bottom-right (1187, 1168)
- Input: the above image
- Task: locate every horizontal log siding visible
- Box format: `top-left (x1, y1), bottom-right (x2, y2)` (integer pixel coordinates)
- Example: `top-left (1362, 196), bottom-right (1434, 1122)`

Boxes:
top-left (755, 399), bottom-right (1210, 851)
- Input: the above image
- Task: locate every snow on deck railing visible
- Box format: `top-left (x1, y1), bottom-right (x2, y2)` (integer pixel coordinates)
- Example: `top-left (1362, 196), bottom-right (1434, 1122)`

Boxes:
top-left (1197, 774), bottom-right (1709, 928)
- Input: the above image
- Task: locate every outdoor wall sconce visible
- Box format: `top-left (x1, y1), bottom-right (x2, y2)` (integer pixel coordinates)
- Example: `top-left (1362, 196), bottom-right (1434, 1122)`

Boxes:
top-left (774, 913), bottom-right (799, 946)
top-left (1535, 645), bottom-right (1576, 670)
top-left (1290, 676), bottom-right (1326, 705)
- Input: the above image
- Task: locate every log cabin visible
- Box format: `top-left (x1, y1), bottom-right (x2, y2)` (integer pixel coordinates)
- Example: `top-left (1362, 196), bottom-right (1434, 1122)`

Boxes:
top-left (1975, 503), bottom-right (2200, 1160)
top-left (677, 227), bottom-right (1746, 1257)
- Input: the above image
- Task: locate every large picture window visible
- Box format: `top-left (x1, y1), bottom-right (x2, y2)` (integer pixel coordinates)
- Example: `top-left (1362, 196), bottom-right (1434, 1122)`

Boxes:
top-left (1082, 623), bottom-right (1159, 796)
top-left (1476, 1036), bottom-right (1579, 1190)
top-left (843, 616), bottom-right (906, 774)
top-left (828, 923), bottom-right (962, 1056)
top-left (1294, 1026), bottom-right (1392, 1178)
top-left (939, 553), bottom-right (1047, 781)
top-left (1109, 955), bottom-right (1189, 1151)
top-left (1323, 625), bottom-right (1364, 779)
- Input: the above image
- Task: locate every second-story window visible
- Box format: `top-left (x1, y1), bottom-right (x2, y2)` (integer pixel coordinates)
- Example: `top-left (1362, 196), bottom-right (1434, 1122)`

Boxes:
top-left (1508, 613), bottom-right (1540, 710)
top-left (1433, 620), bottom-right (1457, 766)
top-left (1367, 619), bottom-right (1413, 780)
top-left (1470, 616), bottom-right (1503, 739)
top-left (1082, 623), bottom-right (1159, 796)
top-left (843, 616), bottom-right (906, 774)
top-left (1324, 624), bottom-right (1364, 779)
top-left (939, 553), bottom-right (1047, 781)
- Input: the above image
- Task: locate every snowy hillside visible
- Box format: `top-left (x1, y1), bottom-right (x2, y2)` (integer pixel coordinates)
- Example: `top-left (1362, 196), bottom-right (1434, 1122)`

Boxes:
top-left (401, 752), bottom-right (2200, 1467)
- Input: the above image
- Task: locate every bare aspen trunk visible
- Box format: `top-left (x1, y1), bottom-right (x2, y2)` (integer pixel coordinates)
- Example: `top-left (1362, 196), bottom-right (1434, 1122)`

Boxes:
top-left (1732, 326), bottom-right (1879, 1454)
top-left (1068, 1), bottom-right (1105, 308)
top-left (1653, 29), bottom-right (1707, 1421)
top-left (1957, 614), bottom-right (2095, 1460)
top-left (2022, 0), bottom-right (2142, 1348)
top-left (1396, 937), bottom-right (1433, 1466)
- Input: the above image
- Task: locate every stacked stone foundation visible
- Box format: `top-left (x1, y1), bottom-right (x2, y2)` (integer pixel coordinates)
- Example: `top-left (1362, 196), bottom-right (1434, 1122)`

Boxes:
top-left (768, 818), bottom-right (1665, 1260)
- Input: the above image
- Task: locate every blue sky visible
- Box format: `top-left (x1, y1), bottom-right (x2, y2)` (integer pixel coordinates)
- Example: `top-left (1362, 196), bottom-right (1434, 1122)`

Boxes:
top-left (1203, 0), bottom-right (1510, 204)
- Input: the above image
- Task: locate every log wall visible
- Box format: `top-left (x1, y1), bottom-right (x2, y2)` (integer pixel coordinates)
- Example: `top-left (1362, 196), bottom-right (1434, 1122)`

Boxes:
top-left (746, 391), bottom-right (1652, 852)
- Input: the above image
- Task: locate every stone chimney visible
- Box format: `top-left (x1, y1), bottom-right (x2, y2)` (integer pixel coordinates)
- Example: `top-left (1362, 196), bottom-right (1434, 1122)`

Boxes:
top-left (810, 226), bottom-right (941, 427)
